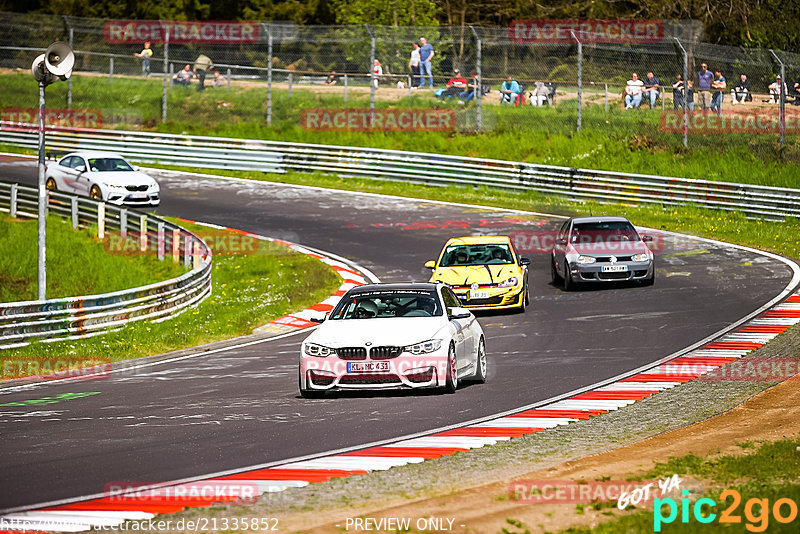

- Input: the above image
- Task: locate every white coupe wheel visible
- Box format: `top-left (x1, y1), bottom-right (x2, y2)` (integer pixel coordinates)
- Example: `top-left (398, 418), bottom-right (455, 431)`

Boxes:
top-left (468, 337), bottom-right (487, 384)
top-left (444, 344), bottom-right (458, 394)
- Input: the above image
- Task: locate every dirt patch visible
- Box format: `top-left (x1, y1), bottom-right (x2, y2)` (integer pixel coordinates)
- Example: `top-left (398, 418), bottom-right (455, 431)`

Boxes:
top-left (277, 376), bottom-right (800, 533)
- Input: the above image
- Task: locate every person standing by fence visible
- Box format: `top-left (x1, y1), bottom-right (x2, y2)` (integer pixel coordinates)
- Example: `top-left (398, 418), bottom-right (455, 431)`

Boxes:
top-left (134, 41), bottom-right (152, 77)
top-left (710, 71), bottom-right (726, 114)
top-left (419, 37), bottom-right (434, 88)
top-left (697, 63), bottom-right (713, 111)
top-left (194, 54), bottom-right (213, 92)
top-left (409, 42), bottom-right (421, 88)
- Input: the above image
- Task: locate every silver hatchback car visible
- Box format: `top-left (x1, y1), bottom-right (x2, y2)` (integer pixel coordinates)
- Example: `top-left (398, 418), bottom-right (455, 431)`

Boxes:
top-left (550, 216), bottom-right (655, 290)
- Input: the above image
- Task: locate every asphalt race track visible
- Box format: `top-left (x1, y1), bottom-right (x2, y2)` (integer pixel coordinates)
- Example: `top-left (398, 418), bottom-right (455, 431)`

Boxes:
top-left (0, 157), bottom-right (794, 512)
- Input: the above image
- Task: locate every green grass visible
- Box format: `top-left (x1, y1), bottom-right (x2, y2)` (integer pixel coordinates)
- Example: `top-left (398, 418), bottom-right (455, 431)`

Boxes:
top-left (158, 166), bottom-right (800, 261)
top-left (2, 71), bottom-right (798, 186)
top-left (0, 215), bottom-right (186, 302)
top-left (4, 219), bottom-right (341, 361)
top-left (560, 438), bottom-right (800, 533)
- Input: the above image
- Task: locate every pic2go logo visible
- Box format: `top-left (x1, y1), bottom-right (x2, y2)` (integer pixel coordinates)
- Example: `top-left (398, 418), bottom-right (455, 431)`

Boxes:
top-left (654, 489), bottom-right (799, 532)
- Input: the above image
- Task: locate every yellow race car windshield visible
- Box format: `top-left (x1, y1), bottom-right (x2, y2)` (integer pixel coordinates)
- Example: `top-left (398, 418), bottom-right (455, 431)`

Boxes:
top-left (440, 244), bottom-right (515, 267)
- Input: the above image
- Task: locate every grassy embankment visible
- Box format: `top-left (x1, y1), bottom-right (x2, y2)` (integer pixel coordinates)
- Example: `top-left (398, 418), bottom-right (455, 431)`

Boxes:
top-left (1, 217), bottom-right (341, 362)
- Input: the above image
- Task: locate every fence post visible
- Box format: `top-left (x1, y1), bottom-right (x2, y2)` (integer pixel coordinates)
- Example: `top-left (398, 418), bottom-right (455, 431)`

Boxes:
top-left (172, 228), bottom-right (180, 262)
top-left (140, 214), bottom-right (148, 251)
top-left (366, 25), bottom-right (376, 124)
top-left (265, 23), bottom-right (272, 127)
top-left (9, 183), bottom-right (17, 217)
top-left (344, 73), bottom-right (348, 102)
top-left (571, 30), bottom-right (582, 132)
top-left (227, 67), bottom-right (231, 92)
top-left (769, 49), bottom-right (786, 158)
top-left (71, 196), bottom-right (78, 228)
top-left (288, 72), bottom-right (292, 98)
top-left (64, 16), bottom-right (73, 110)
top-left (97, 202), bottom-right (105, 239)
top-left (470, 26), bottom-right (482, 132)
top-left (408, 75), bottom-right (412, 98)
top-left (674, 38), bottom-right (689, 149)
top-left (120, 208), bottom-right (127, 239)
top-left (604, 83), bottom-right (608, 112)
top-left (109, 57), bottom-right (114, 83)
top-left (193, 241), bottom-right (200, 269)
top-left (184, 235), bottom-right (192, 267)
top-left (161, 26), bottom-right (169, 123)
top-left (157, 221), bottom-right (165, 260)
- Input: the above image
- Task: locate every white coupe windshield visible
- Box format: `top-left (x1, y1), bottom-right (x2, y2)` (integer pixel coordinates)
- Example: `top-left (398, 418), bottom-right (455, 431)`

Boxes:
top-left (88, 158), bottom-right (134, 172)
top-left (331, 290), bottom-right (443, 319)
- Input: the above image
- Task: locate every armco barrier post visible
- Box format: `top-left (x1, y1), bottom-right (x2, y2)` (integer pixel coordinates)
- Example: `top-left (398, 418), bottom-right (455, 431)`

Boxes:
top-left (184, 235), bottom-right (192, 267)
top-left (172, 228), bottom-right (180, 262)
top-left (97, 202), bottom-right (105, 239)
top-left (71, 196), bottom-right (78, 228)
top-left (9, 183), bottom-right (17, 217)
top-left (193, 241), bottom-right (200, 269)
top-left (120, 208), bottom-right (127, 239)
top-left (139, 214), bottom-right (148, 251)
top-left (157, 221), bottom-right (165, 260)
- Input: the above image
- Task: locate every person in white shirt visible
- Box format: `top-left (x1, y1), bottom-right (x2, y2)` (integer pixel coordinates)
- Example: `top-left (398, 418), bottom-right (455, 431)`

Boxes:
top-left (624, 73), bottom-right (644, 109)
top-left (769, 75), bottom-right (787, 103)
top-left (409, 43), bottom-right (421, 88)
top-left (372, 59), bottom-right (383, 89)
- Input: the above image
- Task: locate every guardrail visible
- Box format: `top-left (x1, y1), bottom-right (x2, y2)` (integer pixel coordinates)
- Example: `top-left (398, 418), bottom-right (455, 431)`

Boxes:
top-left (0, 180), bottom-right (212, 349)
top-left (2, 124), bottom-right (800, 220)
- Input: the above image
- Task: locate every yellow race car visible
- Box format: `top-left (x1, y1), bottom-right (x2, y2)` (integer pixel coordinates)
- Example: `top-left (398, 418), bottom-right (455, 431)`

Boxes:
top-left (425, 236), bottom-right (531, 311)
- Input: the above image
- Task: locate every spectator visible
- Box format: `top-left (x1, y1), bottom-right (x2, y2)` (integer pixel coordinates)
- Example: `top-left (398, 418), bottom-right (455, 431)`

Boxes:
top-left (643, 72), bottom-right (660, 108)
top-left (711, 71), bottom-right (726, 114)
top-left (212, 70), bottom-right (227, 88)
top-left (371, 59), bottom-right (383, 89)
top-left (624, 73), bottom-right (644, 109)
top-left (173, 64), bottom-right (194, 86)
top-left (409, 43), bottom-right (421, 88)
top-left (697, 62), bottom-right (714, 111)
top-left (459, 71), bottom-right (479, 102)
top-left (530, 81), bottom-right (551, 106)
top-left (193, 54), bottom-right (213, 92)
top-left (323, 71), bottom-right (339, 85)
top-left (792, 80), bottom-right (800, 105)
top-left (686, 80), bottom-right (695, 111)
top-left (672, 74), bottom-right (684, 110)
top-left (768, 75), bottom-right (787, 103)
top-left (500, 75), bottom-right (520, 105)
top-left (134, 41), bottom-right (153, 77)
top-left (419, 37), bottom-right (434, 88)
top-left (440, 69), bottom-right (467, 98)
top-left (730, 74), bottom-right (750, 105)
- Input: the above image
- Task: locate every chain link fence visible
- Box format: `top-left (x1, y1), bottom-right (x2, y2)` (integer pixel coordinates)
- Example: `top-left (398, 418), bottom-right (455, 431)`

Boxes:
top-left (1, 12), bottom-right (798, 160)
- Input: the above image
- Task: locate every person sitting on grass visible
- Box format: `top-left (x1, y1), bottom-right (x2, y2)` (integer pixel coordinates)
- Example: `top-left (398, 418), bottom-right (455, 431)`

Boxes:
top-left (643, 72), bottom-right (660, 108)
top-left (624, 73), bottom-right (644, 109)
top-left (212, 70), bottom-right (227, 88)
top-left (173, 64), bottom-right (193, 86)
top-left (500, 75), bottom-right (520, 105)
top-left (440, 69), bottom-right (467, 99)
top-left (459, 71), bottom-right (479, 102)
top-left (730, 74), bottom-right (750, 105)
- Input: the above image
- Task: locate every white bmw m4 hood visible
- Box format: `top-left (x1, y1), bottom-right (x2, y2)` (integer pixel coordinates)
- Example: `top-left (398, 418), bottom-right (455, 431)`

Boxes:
top-left (308, 317), bottom-right (447, 347)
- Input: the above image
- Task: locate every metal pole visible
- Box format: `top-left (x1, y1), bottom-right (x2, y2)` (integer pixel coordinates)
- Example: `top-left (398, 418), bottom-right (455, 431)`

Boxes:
top-left (344, 73), bottom-right (348, 102)
top-left (288, 72), bottom-right (292, 98)
top-left (266, 24), bottom-right (272, 127)
top-left (408, 75), bottom-right (411, 98)
top-left (65, 17), bottom-right (73, 110)
top-left (675, 38), bottom-right (689, 148)
top-left (10, 183), bottom-right (17, 218)
top-left (109, 57), bottom-right (114, 83)
top-left (604, 83), bottom-right (608, 112)
top-left (227, 68), bottom-right (231, 92)
top-left (37, 81), bottom-right (47, 300)
top-left (572, 30), bottom-right (582, 132)
top-left (470, 27), bottom-right (482, 132)
top-left (770, 49), bottom-right (786, 156)
top-left (162, 27), bottom-right (169, 123)
top-left (366, 25), bottom-right (376, 124)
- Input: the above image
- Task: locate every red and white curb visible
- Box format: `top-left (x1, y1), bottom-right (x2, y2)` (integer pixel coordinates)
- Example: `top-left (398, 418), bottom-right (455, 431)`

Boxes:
top-left (3, 290), bottom-right (799, 532)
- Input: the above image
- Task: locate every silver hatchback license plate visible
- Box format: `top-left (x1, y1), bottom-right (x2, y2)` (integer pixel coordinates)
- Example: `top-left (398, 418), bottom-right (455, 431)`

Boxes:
top-left (602, 265), bottom-right (628, 272)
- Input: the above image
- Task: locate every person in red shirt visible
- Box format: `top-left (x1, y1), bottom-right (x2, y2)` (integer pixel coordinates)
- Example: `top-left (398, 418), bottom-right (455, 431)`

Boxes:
top-left (441, 69), bottom-right (467, 98)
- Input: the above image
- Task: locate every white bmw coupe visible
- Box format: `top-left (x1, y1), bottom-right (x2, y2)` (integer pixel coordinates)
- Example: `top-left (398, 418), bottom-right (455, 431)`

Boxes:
top-left (299, 283), bottom-right (486, 397)
top-left (46, 151), bottom-right (160, 207)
